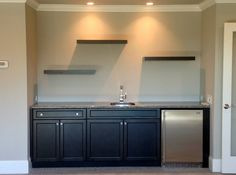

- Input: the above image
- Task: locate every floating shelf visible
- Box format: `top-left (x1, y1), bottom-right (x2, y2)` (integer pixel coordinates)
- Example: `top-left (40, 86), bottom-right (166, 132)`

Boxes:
top-left (144, 56), bottom-right (195, 61)
top-left (77, 39), bottom-right (128, 44)
top-left (44, 69), bottom-right (96, 75)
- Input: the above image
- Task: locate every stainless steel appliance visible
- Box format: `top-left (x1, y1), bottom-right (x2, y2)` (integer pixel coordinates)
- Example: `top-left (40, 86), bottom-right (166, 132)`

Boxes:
top-left (161, 110), bottom-right (203, 165)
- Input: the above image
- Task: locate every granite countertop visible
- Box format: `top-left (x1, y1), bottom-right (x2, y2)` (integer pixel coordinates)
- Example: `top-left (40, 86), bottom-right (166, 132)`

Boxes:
top-left (31, 101), bottom-right (210, 109)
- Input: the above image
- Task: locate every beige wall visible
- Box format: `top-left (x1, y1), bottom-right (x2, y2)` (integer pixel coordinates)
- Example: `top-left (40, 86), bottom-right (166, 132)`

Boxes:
top-left (26, 4), bottom-right (37, 163)
top-left (26, 4), bottom-right (37, 107)
top-left (201, 5), bottom-right (216, 159)
top-left (37, 11), bottom-right (202, 102)
top-left (0, 3), bottom-right (28, 160)
top-left (214, 4), bottom-right (236, 159)
top-left (202, 3), bottom-right (236, 161)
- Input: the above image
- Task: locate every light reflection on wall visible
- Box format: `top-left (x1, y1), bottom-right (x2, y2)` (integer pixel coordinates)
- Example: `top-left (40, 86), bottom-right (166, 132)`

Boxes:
top-left (74, 13), bottom-right (111, 39)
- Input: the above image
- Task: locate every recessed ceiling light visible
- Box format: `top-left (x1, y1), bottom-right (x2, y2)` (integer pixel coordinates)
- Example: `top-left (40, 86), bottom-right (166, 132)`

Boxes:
top-left (146, 2), bottom-right (154, 6)
top-left (87, 2), bottom-right (94, 5)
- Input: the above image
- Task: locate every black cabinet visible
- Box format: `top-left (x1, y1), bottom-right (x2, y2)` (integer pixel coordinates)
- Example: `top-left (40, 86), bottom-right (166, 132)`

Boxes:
top-left (60, 120), bottom-right (86, 161)
top-left (87, 120), bottom-right (123, 161)
top-left (124, 119), bottom-right (160, 161)
top-left (87, 109), bottom-right (161, 164)
top-left (33, 120), bottom-right (59, 162)
top-left (31, 109), bottom-right (86, 164)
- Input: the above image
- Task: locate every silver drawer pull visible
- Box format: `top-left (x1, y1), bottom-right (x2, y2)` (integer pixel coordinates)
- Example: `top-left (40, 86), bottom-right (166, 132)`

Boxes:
top-left (75, 113), bottom-right (79, 116)
top-left (39, 113), bottom-right (43, 116)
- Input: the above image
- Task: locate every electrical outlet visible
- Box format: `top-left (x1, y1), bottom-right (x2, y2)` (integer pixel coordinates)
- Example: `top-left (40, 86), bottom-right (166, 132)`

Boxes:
top-left (206, 95), bottom-right (213, 104)
top-left (200, 96), bottom-right (204, 102)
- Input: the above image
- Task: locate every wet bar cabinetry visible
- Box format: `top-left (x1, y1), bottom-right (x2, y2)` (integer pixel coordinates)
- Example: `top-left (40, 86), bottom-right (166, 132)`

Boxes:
top-left (30, 104), bottom-right (209, 168)
top-left (31, 109), bottom-right (86, 167)
top-left (87, 109), bottom-right (161, 164)
top-left (31, 108), bottom-right (161, 167)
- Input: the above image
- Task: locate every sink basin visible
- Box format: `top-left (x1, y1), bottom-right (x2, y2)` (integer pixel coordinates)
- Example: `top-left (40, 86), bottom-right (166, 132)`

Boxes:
top-left (110, 102), bottom-right (135, 107)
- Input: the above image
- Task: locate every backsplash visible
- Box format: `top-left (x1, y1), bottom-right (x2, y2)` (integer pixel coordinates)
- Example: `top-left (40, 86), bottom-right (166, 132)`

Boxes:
top-left (37, 48), bottom-right (201, 102)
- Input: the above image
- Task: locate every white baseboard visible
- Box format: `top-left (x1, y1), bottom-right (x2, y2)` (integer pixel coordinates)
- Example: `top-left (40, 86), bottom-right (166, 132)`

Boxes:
top-left (209, 157), bottom-right (221, 172)
top-left (0, 160), bottom-right (29, 174)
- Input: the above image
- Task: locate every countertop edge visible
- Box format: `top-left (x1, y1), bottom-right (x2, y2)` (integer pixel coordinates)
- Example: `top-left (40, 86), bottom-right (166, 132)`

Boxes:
top-left (31, 102), bottom-right (210, 109)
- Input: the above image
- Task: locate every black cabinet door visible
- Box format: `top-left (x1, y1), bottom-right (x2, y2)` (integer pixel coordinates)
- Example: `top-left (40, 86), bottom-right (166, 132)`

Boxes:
top-left (87, 120), bottom-right (123, 161)
top-left (60, 120), bottom-right (86, 161)
top-left (124, 119), bottom-right (160, 161)
top-left (33, 120), bottom-right (59, 162)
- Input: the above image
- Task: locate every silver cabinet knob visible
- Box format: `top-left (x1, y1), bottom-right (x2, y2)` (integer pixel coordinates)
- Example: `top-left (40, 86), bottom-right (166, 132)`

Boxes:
top-left (124, 122), bottom-right (127, 125)
top-left (56, 123), bottom-right (59, 126)
top-left (60, 123), bottom-right (63, 126)
top-left (75, 113), bottom-right (79, 116)
top-left (120, 122), bottom-right (123, 125)
top-left (39, 113), bottom-right (43, 116)
top-left (224, 104), bottom-right (231, 109)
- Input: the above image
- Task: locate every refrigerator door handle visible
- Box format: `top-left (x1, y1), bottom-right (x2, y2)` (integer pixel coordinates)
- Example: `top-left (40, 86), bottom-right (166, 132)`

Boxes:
top-left (161, 110), bottom-right (166, 165)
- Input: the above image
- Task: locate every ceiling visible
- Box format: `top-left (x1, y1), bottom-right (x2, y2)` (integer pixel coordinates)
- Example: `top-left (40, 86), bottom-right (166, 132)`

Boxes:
top-left (35, 0), bottom-right (206, 5)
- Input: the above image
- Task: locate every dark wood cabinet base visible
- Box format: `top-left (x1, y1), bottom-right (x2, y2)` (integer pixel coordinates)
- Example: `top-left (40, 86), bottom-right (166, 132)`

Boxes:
top-left (32, 161), bottom-right (161, 168)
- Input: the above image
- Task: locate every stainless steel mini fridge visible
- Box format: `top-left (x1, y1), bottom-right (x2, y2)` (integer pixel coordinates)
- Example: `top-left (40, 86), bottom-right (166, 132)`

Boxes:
top-left (161, 110), bottom-right (203, 165)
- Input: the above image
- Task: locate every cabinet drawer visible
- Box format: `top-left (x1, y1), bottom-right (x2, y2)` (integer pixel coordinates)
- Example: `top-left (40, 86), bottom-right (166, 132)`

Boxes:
top-left (88, 109), bottom-right (159, 118)
top-left (33, 109), bottom-right (86, 119)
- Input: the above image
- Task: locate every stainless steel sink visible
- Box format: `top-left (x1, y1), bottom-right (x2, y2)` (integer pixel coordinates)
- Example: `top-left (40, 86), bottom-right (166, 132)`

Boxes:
top-left (110, 102), bottom-right (135, 107)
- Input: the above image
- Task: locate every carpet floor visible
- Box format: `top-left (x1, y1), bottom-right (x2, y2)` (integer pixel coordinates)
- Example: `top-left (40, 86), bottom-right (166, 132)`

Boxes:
top-left (18, 167), bottom-right (224, 175)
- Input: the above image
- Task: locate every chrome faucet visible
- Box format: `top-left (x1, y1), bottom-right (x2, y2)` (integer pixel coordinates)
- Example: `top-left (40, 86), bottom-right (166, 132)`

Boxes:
top-left (119, 85), bottom-right (127, 103)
